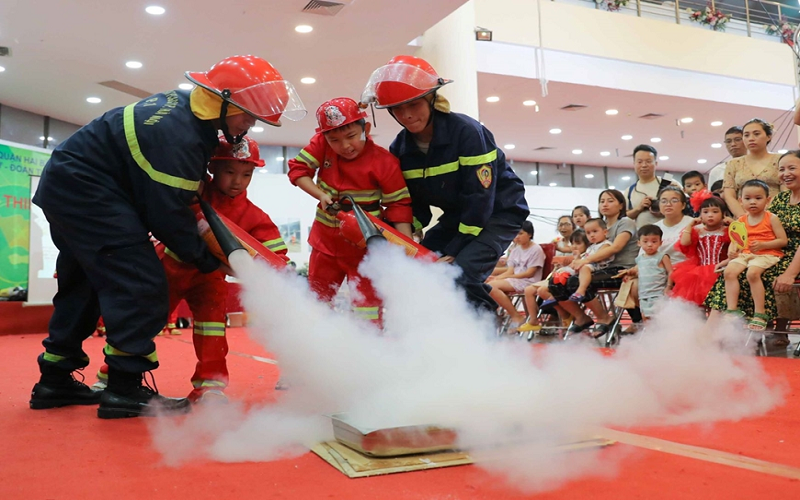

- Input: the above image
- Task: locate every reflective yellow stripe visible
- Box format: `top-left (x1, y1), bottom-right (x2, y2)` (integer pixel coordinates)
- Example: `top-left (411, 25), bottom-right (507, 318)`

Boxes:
top-left (318, 180), bottom-right (338, 196)
top-left (296, 149), bottom-right (319, 168)
top-left (262, 238), bottom-right (287, 252)
top-left (315, 208), bottom-right (339, 228)
top-left (402, 161), bottom-right (458, 180)
top-left (103, 343), bottom-right (158, 363)
top-left (164, 247), bottom-right (183, 262)
top-left (458, 223), bottom-right (483, 236)
top-left (192, 380), bottom-right (227, 388)
top-left (343, 190), bottom-right (381, 202)
top-left (353, 306), bottom-right (380, 320)
top-left (43, 352), bottom-right (66, 363)
top-left (123, 104), bottom-right (200, 191)
top-left (426, 161), bottom-right (459, 177)
top-left (382, 187), bottom-right (410, 203)
top-left (413, 217), bottom-right (423, 231)
top-left (459, 149), bottom-right (497, 166)
top-left (403, 168), bottom-right (424, 180)
top-left (194, 321), bottom-right (226, 337)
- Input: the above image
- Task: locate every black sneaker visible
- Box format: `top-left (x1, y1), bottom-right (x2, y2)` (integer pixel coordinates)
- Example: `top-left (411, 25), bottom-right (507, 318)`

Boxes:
top-left (97, 370), bottom-right (191, 419)
top-left (30, 368), bottom-right (103, 409)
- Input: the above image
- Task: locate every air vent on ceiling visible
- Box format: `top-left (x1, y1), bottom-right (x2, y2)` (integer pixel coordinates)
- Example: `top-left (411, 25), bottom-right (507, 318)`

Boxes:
top-left (302, 0), bottom-right (347, 16)
top-left (0, 46), bottom-right (10, 57)
top-left (560, 104), bottom-right (587, 111)
top-left (639, 113), bottom-right (665, 120)
top-left (534, 146), bottom-right (556, 151)
top-left (98, 80), bottom-right (152, 99)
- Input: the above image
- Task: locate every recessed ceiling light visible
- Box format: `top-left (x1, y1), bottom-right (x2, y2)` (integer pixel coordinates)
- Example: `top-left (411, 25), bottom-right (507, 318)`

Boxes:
top-left (504, 144), bottom-right (516, 149)
top-left (259, 169), bottom-right (268, 174)
top-left (711, 121), bottom-right (723, 127)
top-left (711, 143), bottom-right (722, 148)
top-left (605, 109), bottom-right (618, 116)
top-left (251, 126), bottom-right (264, 133)
top-left (549, 128), bottom-right (562, 134)
top-left (0, 66), bottom-right (5, 72)
top-left (39, 136), bottom-right (54, 141)
top-left (621, 135), bottom-right (633, 140)
top-left (295, 25), bottom-right (313, 33)
top-left (600, 151), bottom-right (611, 157)
top-left (609, 185), bottom-right (616, 189)
top-left (300, 77), bottom-right (316, 84)
top-left (529, 171), bottom-right (538, 176)
top-left (486, 96), bottom-right (500, 103)
top-left (697, 159), bottom-right (707, 164)
top-left (549, 182), bottom-right (557, 187)
top-left (126, 61), bottom-right (143, 69)
top-left (572, 149), bottom-right (582, 155)
top-left (650, 137), bottom-right (661, 143)
top-left (178, 83), bottom-right (193, 90)
top-left (778, 149), bottom-right (789, 154)
top-left (659, 156), bottom-right (669, 161)
top-left (523, 100), bottom-right (536, 106)
top-left (621, 176), bottom-right (631, 181)
top-left (145, 6), bottom-right (165, 15)
top-left (680, 117), bottom-right (694, 123)
top-left (86, 97), bottom-right (102, 104)
top-left (276, 156), bottom-right (285, 161)
top-left (584, 174), bottom-right (594, 179)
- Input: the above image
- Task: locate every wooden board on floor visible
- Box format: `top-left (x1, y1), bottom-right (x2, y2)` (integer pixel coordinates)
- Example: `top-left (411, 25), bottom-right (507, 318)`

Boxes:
top-left (311, 437), bottom-right (616, 478)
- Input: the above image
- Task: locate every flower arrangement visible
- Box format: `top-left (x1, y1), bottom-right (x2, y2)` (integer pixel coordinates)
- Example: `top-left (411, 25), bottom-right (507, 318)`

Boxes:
top-left (765, 18), bottom-right (797, 47)
top-left (687, 5), bottom-right (731, 32)
top-left (595, 0), bottom-right (628, 12)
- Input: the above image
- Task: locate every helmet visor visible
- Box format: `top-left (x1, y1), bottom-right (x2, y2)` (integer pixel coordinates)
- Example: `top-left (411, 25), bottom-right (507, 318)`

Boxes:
top-left (360, 63), bottom-right (445, 106)
top-left (230, 80), bottom-right (307, 124)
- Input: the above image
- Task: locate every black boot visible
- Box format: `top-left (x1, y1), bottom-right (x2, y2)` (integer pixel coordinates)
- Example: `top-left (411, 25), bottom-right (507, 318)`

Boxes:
top-left (30, 366), bottom-right (102, 409)
top-left (98, 368), bottom-right (191, 419)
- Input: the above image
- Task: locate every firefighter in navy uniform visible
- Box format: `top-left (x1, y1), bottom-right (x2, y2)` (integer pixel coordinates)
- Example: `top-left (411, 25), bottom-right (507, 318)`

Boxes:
top-left (362, 55), bottom-right (529, 312)
top-left (29, 55), bottom-right (305, 418)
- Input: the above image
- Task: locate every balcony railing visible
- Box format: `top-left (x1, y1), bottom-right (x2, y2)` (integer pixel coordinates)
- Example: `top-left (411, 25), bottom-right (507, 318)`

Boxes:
top-left (562, 0), bottom-right (800, 44)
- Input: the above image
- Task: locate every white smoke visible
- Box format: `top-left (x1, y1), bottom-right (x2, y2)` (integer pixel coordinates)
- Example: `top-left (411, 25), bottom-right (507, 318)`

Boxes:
top-left (150, 244), bottom-right (784, 492)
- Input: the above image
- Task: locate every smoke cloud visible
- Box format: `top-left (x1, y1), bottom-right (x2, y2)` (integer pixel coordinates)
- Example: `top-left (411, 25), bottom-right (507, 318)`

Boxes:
top-left (150, 244), bottom-right (784, 492)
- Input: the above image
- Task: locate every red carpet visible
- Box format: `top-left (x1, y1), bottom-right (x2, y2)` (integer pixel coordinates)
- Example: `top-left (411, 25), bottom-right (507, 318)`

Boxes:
top-left (1, 330), bottom-right (798, 499)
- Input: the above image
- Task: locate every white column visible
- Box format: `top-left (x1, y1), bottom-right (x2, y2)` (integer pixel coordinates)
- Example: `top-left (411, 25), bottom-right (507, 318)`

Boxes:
top-left (416, 0), bottom-right (480, 120)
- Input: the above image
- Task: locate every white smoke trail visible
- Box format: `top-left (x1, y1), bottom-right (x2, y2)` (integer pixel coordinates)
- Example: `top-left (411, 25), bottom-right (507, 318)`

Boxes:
top-left (150, 244), bottom-right (784, 492)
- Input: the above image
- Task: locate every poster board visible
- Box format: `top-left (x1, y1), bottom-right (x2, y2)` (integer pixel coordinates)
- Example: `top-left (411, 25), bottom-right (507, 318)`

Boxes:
top-left (27, 175), bottom-right (58, 305)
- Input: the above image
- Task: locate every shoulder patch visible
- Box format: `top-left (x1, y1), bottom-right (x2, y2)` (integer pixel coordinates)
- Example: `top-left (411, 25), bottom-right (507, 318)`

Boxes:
top-left (476, 165), bottom-right (492, 188)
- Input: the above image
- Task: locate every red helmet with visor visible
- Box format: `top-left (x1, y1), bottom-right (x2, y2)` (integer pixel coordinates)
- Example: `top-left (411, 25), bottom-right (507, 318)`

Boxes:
top-left (361, 55), bottom-right (452, 109)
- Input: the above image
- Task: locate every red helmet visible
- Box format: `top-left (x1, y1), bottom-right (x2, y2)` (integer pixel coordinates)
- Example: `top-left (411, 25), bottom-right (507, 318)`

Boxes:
top-left (186, 55), bottom-right (306, 126)
top-left (315, 98), bottom-right (368, 133)
top-left (211, 135), bottom-right (265, 167)
top-left (361, 55), bottom-right (452, 109)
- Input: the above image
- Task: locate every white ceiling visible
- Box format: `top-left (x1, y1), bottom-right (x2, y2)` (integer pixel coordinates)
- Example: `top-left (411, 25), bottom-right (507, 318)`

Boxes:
top-left (476, 73), bottom-right (796, 173)
top-left (0, 0), bottom-right (464, 146)
top-left (0, 0), bottom-right (794, 175)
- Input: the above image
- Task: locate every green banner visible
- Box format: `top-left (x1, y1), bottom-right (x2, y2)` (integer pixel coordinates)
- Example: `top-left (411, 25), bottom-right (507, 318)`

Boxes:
top-left (0, 140), bottom-right (49, 291)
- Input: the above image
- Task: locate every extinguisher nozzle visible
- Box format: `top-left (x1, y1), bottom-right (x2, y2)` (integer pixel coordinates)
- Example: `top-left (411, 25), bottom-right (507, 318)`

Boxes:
top-left (198, 198), bottom-right (246, 257)
top-left (341, 195), bottom-right (386, 246)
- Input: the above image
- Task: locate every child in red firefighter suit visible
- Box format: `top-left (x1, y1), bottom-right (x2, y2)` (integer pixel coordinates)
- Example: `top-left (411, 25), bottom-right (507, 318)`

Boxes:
top-left (95, 135), bottom-right (288, 403)
top-left (288, 97), bottom-right (413, 325)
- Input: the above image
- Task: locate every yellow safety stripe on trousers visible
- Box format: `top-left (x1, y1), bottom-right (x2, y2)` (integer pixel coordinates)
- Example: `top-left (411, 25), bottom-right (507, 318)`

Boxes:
top-left (296, 148), bottom-right (319, 168)
top-left (192, 380), bottom-right (227, 388)
top-left (382, 186), bottom-right (411, 204)
top-left (459, 149), bottom-right (497, 166)
top-left (459, 223), bottom-right (483, 236)
top-left (103, 343), bottom-right (158, 363)
top-left (164, 247), bottom-right (183, 262)
top-left (353, 306), bottom-right (380, 320)
top-left (412, 217), bottom-right (424, 231)
top-left (43, 352), bottom-right (83, 363)
top-left (402, 160), bottom-right (459, 180)
top-left (262, 238), bottom-right (288, 252)
top-left (123, 104), bottom-right (200, 191)
top-left (193, 321), bottom-right (226, 337)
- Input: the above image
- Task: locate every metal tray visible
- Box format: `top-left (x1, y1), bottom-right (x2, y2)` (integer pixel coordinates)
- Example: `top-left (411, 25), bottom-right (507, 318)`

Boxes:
top-left (329, 413), bottom-right (459, 457)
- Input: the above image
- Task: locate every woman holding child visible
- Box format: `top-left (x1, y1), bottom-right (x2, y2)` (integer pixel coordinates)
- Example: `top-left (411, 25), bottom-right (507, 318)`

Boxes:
top-left (706, 151), bottom-right (800, 344)
top-left (549, 190), bottom-right (639, 336)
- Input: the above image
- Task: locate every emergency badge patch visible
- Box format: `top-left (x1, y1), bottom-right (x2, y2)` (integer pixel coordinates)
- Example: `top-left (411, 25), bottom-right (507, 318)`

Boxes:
top-left (477, 165), bottom-right (492, 188)
top-left (232, 140), bottom-right (251, 160)
top-left (324, 105), bottom-right (346, 128)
